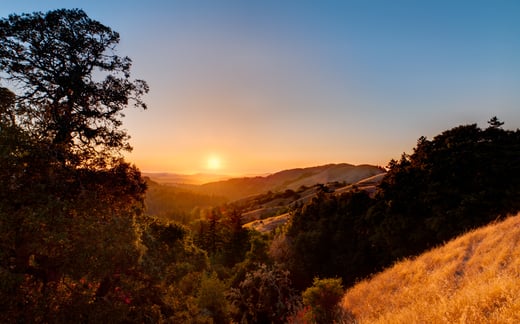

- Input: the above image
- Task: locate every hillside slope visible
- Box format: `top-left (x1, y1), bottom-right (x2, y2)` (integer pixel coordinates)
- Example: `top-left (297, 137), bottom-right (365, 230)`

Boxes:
top-left (186, 163), bottom-right (384, 200)
top-left (341, 213), bottom-right (520, 323)
top-left (242, 172), bottom-right (386, 233)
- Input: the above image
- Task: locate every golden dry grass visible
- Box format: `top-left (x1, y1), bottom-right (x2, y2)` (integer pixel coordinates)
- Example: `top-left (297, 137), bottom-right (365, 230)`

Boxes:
top-left (341, 213), bottom-right (520, 323)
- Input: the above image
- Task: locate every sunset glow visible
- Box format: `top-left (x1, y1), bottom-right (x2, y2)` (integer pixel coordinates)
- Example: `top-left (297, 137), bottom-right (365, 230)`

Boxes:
top-left (4, 1), bottom-right (518, 175)
top-left (206, 155), bottom-right (222, 171)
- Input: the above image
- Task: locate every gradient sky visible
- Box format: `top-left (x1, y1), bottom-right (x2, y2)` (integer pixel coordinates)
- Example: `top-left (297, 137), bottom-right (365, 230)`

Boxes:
top-left (2, 1), bottom-right (519, 174)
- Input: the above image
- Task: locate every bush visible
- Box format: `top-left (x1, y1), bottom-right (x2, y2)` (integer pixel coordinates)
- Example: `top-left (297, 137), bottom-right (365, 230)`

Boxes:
top-left (228, 263), bottom-right (300, 323)
top-left (301, 277), bottom-right (344, 323)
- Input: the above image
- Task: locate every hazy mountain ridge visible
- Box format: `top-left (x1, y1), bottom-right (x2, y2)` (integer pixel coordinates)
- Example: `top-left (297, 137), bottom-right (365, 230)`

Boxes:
top-left (160, 163), bottom-right (385, 201)
top-left (142, 172), bottom-right (232, 185)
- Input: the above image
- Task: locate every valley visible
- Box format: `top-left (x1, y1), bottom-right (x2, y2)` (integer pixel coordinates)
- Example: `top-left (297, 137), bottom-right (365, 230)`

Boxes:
top-left (144, 163), bottom-right (386, 229)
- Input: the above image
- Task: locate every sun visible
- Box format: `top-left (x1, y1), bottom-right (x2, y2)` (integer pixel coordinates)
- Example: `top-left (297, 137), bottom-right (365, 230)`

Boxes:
top-left (206, 155), bottom-right (222, 171)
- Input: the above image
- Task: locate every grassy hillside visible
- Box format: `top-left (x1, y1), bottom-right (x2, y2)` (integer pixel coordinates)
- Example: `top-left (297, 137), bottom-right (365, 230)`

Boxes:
top-left (182, 163), bottom-right (384, 200)
top-left (341, 213), bottom-right (520, 323)
top-left (242, 173), bottom-right (385, 233)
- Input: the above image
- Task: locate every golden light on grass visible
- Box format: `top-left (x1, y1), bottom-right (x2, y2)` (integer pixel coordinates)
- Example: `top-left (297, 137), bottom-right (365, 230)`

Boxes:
top-left (341, 213), bottom-right (520, 323)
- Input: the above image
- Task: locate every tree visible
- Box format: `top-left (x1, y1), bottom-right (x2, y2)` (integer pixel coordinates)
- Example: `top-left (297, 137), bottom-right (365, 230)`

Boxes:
top-left (372, 120), bottom-right (520, 259)
top-left (488, 116), bottom-right (504, 129)
top-left (284, 190), bottom-right (376, 289)
top-left (196, 272), bottom-right (231, 324)
top-left (228, 263), bottom-right (300, 323)
top-left (0, 9), bottom-right (152, 322)
top-left (0, 9), bottom-right (148, 166)
top-left (301, 278), bottom-right (344, 323)
top-left (0, 87), bottom-right (15, 126)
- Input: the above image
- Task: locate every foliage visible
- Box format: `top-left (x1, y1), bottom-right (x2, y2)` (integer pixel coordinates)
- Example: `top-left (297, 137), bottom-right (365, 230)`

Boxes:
top-left (301, 277), bottom-right (344, 323)
top-left (0, 129), bottom-right (148, 322)
top-left (195, 206), bottom-right (251, 268)
top-left (228, 263), bottom-right (301, 323)
top-left (0, 8), bottom-right (148, 166)
top-left (137, 219), bottom-right (210, 322)
top-left (145, 178), bottom-right (227, 224)
top-left (196, 272), bottom-right (231, 324)
top-left (282, 118), bottom-right (520, 292)
top-left (0, 8), bottom-right (152, 322)
top-left (140, 220), bottom-right (208, 285)
top-left (285, 190), bottom-right (376, 289)
top-left (372, 119), bottom-right (520, 260)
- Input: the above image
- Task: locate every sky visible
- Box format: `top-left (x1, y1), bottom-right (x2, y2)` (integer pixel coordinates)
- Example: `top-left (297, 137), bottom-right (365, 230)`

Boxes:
top-left (1, 1), bottom-right (519, 175)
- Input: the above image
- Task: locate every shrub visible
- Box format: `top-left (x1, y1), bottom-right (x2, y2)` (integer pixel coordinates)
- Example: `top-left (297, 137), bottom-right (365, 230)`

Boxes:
top-left (301, 277), bottom-right (344, 323)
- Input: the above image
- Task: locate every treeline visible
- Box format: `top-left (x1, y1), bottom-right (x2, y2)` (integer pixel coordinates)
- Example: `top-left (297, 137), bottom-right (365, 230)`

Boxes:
top-left (280, 117), bottom-right (520, 291)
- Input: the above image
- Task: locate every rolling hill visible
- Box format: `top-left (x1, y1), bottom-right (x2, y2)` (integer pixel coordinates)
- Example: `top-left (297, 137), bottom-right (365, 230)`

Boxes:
top-left (142, 172), bottom-right (232, 185)
top-left (242, 172), bottom-right (387, 233)
top-left (174, 163), bottom-right (385, 201)
top-left (341, 213), bottom-right (520, 323)
top-left (143, 163), bottom-right (385, 226)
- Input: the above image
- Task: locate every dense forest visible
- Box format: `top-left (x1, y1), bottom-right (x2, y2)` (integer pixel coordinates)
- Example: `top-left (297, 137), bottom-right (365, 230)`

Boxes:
top-left (1, 9), bottom-right (519, 323)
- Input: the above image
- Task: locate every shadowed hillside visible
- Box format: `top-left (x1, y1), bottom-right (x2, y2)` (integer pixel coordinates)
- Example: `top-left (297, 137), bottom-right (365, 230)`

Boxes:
top-left (144, 178), bottom-right (227, 224)
top-left (341, 213), bottom-right (520, 323)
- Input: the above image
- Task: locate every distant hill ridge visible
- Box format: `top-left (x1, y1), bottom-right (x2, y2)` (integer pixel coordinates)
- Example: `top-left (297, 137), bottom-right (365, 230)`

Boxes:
top-left (145, 163), bottom-right (384, 201)
top-left (188, 163), bottom-right (384, 200)
top-left (142, 172), bottom-right (232, 185)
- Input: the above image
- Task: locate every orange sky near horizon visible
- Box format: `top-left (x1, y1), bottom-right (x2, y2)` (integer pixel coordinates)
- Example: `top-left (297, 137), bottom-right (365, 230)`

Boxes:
top-left (3, 1), bottom-right (519, 175)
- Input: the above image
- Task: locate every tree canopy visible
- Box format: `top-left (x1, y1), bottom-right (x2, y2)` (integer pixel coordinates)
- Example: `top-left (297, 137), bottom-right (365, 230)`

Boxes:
top-left (0, 9), bottom-right (154, 322)
top-left (281, 118), bottom-right (520, 290)
top-left (0, 8), bottom-right (148, 166)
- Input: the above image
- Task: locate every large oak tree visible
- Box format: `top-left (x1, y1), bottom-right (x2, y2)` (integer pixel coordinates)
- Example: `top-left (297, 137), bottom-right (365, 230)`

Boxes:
top-left (0, 9), bottom-right (155, 322)
top-left (0, 8), bottom-right (148, 165)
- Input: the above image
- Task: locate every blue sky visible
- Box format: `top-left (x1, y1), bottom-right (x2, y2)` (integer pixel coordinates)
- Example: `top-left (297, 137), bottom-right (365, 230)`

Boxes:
top-left (1, 1), bottom-right (519, 174)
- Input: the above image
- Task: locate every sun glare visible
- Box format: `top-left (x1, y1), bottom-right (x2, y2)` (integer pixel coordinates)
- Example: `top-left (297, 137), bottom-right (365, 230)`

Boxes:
top-left (206, 155), bottom-right (222, 171)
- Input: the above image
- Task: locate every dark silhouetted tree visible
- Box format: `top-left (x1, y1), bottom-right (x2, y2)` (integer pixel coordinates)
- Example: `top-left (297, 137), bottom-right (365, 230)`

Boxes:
top-left (488, 116), bottom-right (504, 129)
top-left (372, 119), bottom-right (520, 259)
top-left (0, 9), bottom-right (148, 166)
top-left (0, 9), bottom-right (152, 322)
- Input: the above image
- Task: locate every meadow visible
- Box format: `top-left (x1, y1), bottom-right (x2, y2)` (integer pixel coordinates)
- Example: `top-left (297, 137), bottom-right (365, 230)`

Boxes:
top-left (342, 213), bottom-right (520, 323)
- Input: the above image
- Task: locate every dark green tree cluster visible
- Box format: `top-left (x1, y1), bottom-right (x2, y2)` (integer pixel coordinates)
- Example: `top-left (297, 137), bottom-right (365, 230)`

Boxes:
top-left (300, 277), bottom-right (345, 323)
top-left (228, 263), bottom-right (300, 323)
top-left (372, 120), bottom-right (520, 260)
top-left (281, 118), bottom-right (520, 291)
top-left (195, 207), bottom-right (251, 269)
top-left (285, 190), bottom-right (376, 289)
top-left (0, 8), bottom-right (213, 323)
top-left (0, 8), bottom-right (148, 166)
